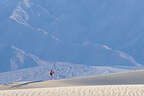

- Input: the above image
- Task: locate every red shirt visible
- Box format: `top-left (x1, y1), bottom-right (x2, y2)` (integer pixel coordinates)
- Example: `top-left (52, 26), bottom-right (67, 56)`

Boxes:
top-left (50, 71), bottom-right (54, 75)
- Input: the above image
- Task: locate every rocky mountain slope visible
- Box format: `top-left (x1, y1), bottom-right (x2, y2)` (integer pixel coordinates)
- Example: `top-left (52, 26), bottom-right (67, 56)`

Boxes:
top-left (0, 0), bottom-right (144, 81)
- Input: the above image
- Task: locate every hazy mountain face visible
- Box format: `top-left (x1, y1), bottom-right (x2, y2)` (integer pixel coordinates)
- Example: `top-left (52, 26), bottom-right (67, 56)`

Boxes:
top-left (0, 0), bottom-right (144, 73)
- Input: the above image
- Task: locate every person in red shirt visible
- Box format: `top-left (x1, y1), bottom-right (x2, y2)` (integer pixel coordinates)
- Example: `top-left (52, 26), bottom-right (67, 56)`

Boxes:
top-left (50, 70), bottom-right (55, 80)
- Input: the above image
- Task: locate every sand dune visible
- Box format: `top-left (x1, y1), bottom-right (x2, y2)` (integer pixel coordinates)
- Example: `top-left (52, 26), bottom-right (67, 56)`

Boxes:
top-left (1, 85), bottom-right (144, 96)
top-left (1, 70), bottom-right (144, 96)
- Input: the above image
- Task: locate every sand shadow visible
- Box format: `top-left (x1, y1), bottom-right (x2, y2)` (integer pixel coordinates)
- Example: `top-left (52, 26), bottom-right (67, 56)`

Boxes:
top-left (11, 80), bottom-right (43, 88)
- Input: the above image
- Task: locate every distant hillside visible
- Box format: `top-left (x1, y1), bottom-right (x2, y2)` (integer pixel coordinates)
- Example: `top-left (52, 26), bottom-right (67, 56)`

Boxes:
top-left (0, 61), bottom-right (131, 84)
top-left (0, 0), bottom-right (144, 83)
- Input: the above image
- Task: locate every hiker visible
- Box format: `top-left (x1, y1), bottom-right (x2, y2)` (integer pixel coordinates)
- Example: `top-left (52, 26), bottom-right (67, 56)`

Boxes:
top-left (50, 70), bottom-right (55, 80)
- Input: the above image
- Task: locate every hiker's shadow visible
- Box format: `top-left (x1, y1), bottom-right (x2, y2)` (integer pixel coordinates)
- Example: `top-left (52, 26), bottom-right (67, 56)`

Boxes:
top-left (11, 80), bottom-right (43, 88)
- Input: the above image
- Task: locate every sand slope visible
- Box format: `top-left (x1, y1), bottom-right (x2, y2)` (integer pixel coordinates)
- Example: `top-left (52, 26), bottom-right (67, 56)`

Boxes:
top-left (5, 69), bottom-right (144, 89)
top-left (0, 85), bottom-right (144, 96)
top-left (1, 70), bottom-right (144, 96)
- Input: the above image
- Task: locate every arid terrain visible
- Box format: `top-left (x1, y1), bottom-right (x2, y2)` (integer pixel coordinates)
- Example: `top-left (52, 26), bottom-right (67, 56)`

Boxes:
top-left (0, 70), bottom-right (144, 96)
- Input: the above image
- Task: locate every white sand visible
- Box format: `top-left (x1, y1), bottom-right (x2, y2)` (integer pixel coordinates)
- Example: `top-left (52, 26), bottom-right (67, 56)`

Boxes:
top-left (0, 85), bottom-right (144, 96)
top-left (1, 70), bottom-right (144, 96)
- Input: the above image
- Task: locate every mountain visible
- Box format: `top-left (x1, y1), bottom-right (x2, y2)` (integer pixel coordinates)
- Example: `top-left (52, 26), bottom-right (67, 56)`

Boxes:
top-left (0, 46), bottom-right (135, 84)
top-left (0, 0), bottom-right (144, 79)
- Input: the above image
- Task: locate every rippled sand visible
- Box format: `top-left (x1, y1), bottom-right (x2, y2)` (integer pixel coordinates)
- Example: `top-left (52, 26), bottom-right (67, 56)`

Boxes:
top-left (0, 85), bottom-right (144, 96)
